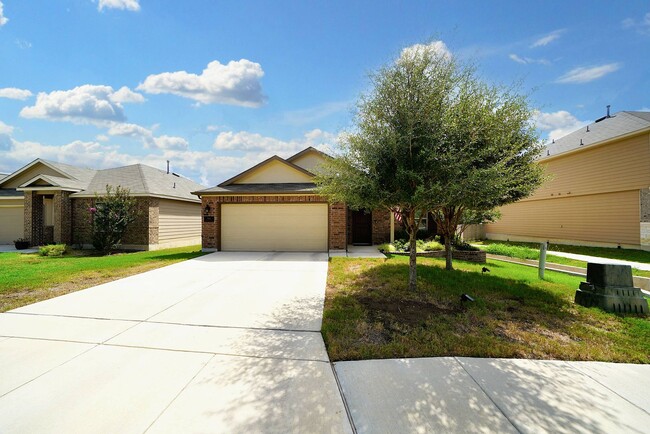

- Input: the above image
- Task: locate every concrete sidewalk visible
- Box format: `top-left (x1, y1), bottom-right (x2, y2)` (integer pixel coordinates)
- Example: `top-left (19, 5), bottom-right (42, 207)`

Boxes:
top-left (335, 357), bottom-right (650, 434)
top-left (0, 252), bottom-right (352, 434)
top-left (547, 250), bottom-right (650, 271)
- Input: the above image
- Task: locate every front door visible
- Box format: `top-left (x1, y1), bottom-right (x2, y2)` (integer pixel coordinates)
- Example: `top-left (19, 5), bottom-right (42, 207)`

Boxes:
top-left (351, 210), bottom-right (372, 245)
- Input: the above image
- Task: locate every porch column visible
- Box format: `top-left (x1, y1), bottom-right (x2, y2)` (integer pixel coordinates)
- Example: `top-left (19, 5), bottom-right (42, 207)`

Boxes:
top-left (24, 192), bottom-right (44, 246)
top-left (53, 191), bottom-right (72, 244)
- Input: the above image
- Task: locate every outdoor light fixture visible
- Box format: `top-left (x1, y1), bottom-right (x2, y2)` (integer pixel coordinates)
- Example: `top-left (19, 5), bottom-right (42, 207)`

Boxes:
top-left (204, 204), bottom-right (212, 215)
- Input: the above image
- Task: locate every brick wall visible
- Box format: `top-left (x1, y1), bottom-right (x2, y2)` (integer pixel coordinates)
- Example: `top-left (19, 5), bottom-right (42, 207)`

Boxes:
top-left (329, 202), bottom-right (347, 250)
top-left (372, 208), bottom-right (391, 244)
top-left (71, 197), bottom-right (157, 248)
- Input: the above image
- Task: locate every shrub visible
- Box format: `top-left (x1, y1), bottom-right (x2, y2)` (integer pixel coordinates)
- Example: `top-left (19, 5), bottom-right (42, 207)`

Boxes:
top-left (377, 243), bottom-right (396, 253)
top-left (423, 240), bottom-right (444, 251)
top-left (452, 241), bottom-right (480, 252)
top-left (90, 185), bottom-right (139, 255)
top-left (39, 244), bottom-right (67, 257)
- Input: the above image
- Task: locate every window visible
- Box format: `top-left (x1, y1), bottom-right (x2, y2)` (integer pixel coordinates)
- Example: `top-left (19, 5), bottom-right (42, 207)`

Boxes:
top-left (415, 211), bottom-right (428, 231)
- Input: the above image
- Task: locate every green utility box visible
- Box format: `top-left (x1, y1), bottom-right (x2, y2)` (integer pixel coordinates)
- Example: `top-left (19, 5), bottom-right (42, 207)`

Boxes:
top-left (575, 263), bottom-right (648, 315)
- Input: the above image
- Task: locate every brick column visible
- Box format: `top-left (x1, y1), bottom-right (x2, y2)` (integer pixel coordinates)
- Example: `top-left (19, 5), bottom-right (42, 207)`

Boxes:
top-left (329, 203), bottom-right (347, 250)
top-left (24, 192), bottom-right (44, 246)
top-left (372, 208), bottom-right (391, 244)
top-left (148, 199), bottom-right (159, 246)
top-left (201, 197), bottom-right (218, 250)
top-left (53, 191), bottom-right (72, 244)
top-left (641, 189), bottom-right (650, 247)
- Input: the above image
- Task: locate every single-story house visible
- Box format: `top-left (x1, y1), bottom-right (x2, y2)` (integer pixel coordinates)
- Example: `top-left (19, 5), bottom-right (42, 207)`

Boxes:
top-left (193, 147), bottom-right (393, 252)
top-left (482, 109), bottom-right (650, 250)
top-left (0, 159), bottom-right (205, 250)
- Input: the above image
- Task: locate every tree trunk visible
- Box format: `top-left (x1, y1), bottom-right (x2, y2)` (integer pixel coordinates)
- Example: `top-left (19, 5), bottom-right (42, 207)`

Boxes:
top-left (444, 235), bottom-right (453, 270)
top-left (409, 228), bottom-right (417, 291)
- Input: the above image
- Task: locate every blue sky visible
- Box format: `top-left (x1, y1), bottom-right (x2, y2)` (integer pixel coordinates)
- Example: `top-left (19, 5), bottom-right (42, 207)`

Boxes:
top-left (0, 1), bottom-right (648, 186)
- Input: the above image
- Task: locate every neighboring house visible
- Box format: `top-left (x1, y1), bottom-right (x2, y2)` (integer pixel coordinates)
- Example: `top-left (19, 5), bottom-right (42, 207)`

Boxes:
top-left (483, 110), bottom-right (650, 250)
top-left (193, 147), bottom-right (392, 252)
top-left (0, 159), bottom-right (205, 250)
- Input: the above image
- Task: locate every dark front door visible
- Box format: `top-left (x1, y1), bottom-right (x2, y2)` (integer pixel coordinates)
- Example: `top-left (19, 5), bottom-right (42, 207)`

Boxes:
top-left (351, 210), bottom-right (372, 245)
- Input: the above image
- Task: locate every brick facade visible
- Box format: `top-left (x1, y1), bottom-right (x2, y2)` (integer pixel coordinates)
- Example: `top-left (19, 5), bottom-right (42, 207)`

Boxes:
top-left (199, 195), bottom-right (390, 251)
top-left (71, 197), bottom-right (158, 247)
top-left (24, 191), bottom-right (44, 246)
top-left (53, 191), bottom-right (72, 244)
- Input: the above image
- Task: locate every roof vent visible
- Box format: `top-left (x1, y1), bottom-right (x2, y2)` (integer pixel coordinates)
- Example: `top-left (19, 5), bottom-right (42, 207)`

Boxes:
top-left (580, 139), bottom-right (584, 146)
top-left (586, 125), bottom-right (590, 132)
top-left (552, 139), bottom-right (555, 144)
top-left (547, 150), bottom-right (550, 156)
top-left (606, 104), bottom-right (611, 118)
top-left (166, 160), bottom-right (170, 174)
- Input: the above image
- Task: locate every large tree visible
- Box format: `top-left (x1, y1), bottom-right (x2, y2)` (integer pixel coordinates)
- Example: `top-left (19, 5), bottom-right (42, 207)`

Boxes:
top-left (315, 42), bottom-right (543, 288)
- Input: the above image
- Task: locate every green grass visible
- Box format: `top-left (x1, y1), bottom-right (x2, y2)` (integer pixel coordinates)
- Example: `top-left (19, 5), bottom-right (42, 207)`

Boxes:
top-left (0, 245), bottom-right (206, 312)
top-left (323, 255), bottom-right (650, 363)
top-left (475, 241), bottom-right (650, 278)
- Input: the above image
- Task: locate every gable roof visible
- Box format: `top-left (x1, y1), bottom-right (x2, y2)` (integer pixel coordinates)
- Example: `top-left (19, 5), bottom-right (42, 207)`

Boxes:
top-left (217, 155), bottom-right (316, 187)
top-left (286, 146), bottom-right (331, 163)
top-left (1, 158), bottom-right (204, 203)
top-left (543, 111), bottom-right (650, 160)
top-left (0, 158), bottom-right (97, 189)
top-left (72, 164), bottom-right (203, 202)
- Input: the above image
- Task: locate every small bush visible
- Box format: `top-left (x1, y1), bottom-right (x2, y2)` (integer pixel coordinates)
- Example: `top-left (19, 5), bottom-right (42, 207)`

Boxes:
top-left (39, 244), bottom-right (67, 257)
top-left (452, 241), bottom-right (480, 252)
top-left (423, 240), bottom-right (444, 251)
top-left (377, 243), bottom-right (396, 253)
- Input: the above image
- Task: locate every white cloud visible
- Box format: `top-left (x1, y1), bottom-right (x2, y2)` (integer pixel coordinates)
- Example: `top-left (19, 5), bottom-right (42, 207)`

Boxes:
top-left (96, 134), bottom-right (109, 142)
top-left (280, 100), bottom-right (351, 126)
top-left (0, 1), bottom-right (8, 26)
top-left (137, 59), bottom-right (266, 107)
top-left (98, 0), bottom-right (140, 12)
top-left (111, 86), bottom-right (145, 103)
top-left (556, 63), bottom-right (621, 84)
top-left (20, 85), bottom-right (143, 125)
top-left (508, 54), bottom-right (550, 65)
top-left (0, 120), bottom-right (14, 135)
top-left (531, 29), bottom-right (564, 48)
top-left (401, 41), bottom-right (452, 61)
top-left (107, 122), bottom-right (188, 150)
top-left (621, 12), bottom-right (650, 35)
top-left (153, 135), bottom-right (189, 150)
top-left (0, 87), bottom-right (33, 100)
top-left (15, 39), bottom-right (31, 49)
top-left (534, 110), bottom-right (590, 141)
top-left (213, 129), bottom-right (336, 155)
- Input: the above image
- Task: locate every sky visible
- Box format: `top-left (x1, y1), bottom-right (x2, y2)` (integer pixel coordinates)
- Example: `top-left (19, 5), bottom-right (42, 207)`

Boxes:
top-left (0, 1), bottom-right (648, 186)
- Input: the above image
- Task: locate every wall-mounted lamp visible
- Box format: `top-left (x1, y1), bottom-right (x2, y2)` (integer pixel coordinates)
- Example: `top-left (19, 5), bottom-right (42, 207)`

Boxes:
top-left (203, 203), bottom-right (212, 215)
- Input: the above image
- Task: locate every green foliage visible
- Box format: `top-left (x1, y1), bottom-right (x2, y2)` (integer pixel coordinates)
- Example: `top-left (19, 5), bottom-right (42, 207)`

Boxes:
top-left (480, 242), bottom-right (540, 259)
top-left (38, 244), bottom-right (67, 257)
top-left (377, 243), bottom-right (397, 253)
top-left (452, 241), bottom-right (480, 252)
top-left (423, 240), bottom-right (444, 251)
top-left (90, 185), bottom-right (139, 255)
top-left (316, 42), bottom-right (544, 286)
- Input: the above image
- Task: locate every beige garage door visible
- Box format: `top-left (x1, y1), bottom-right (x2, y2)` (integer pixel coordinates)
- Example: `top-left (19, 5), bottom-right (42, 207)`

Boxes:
top-left (0, 204), bottom-right (25, 244)
top-left (221, 203), bottom-right (328, 252)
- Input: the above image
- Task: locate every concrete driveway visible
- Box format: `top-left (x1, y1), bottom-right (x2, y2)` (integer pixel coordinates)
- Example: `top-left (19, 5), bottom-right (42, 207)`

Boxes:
top-left (0, 252), bottom-right (352, 434)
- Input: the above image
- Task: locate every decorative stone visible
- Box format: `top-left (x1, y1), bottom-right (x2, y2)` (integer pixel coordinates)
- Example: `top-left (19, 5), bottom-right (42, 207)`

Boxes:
top-left (575, 263), bottom-right (648, 315)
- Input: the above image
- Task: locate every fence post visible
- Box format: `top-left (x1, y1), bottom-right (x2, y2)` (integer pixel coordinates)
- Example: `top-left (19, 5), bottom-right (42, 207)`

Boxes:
top-left (539, 242), bottom-right (547, 279)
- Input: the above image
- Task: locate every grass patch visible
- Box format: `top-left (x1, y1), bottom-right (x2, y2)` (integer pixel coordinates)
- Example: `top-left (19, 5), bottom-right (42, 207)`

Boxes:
top-left (475, 241), bottom-right (650, 278)
top-left (0, 245), bottom-right (206, 312)
top-left (323, 255), bottom-right (650, 363)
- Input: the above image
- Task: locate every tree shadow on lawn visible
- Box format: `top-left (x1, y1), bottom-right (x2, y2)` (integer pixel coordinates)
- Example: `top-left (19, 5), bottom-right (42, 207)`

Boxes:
top-left (323, 258), bottom-right (650, 363)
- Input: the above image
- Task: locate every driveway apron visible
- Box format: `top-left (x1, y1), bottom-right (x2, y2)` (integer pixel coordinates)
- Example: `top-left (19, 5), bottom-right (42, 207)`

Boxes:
top-left (0, 252), bottom-right (353, 434)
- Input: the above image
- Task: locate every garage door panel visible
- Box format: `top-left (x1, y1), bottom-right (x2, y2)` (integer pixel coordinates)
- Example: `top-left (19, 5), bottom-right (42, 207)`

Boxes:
top-left (221, 204), bottom-right (328, 252)
top-left (0, 206), bottom-right (24, 244)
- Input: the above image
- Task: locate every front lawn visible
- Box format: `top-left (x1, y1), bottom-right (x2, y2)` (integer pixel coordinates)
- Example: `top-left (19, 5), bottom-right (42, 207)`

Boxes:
top-left (323, 255), bottom-right (650, 363)
top-left (0, 245), bottom-right (206, 312)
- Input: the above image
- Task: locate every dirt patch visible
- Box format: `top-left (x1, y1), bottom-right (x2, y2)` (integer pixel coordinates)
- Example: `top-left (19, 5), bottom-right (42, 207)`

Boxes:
top-left (357, 295), bottom-right (461, 328)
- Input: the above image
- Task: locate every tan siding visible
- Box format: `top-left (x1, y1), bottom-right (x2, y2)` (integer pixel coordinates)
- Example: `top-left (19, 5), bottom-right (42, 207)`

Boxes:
top-left (158, 199), bottom-right (201, 243)
top-left (0, 200), bottom-right (25, 244)
top-left (0, 164), bottom-right (68, 189)
top-left (529, 133), bottom-right (650, 201)
top-left (290, 152), bottom-right (328, 172)
top-left (236, 160), bottom-right (313, 184)
top-left (486, 190), bottom-right (640, 245)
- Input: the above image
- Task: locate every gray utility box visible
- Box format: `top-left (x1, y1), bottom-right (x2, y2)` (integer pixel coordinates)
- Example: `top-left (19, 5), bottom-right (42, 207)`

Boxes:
top-left (575, 263), bottom-right (648, 315)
